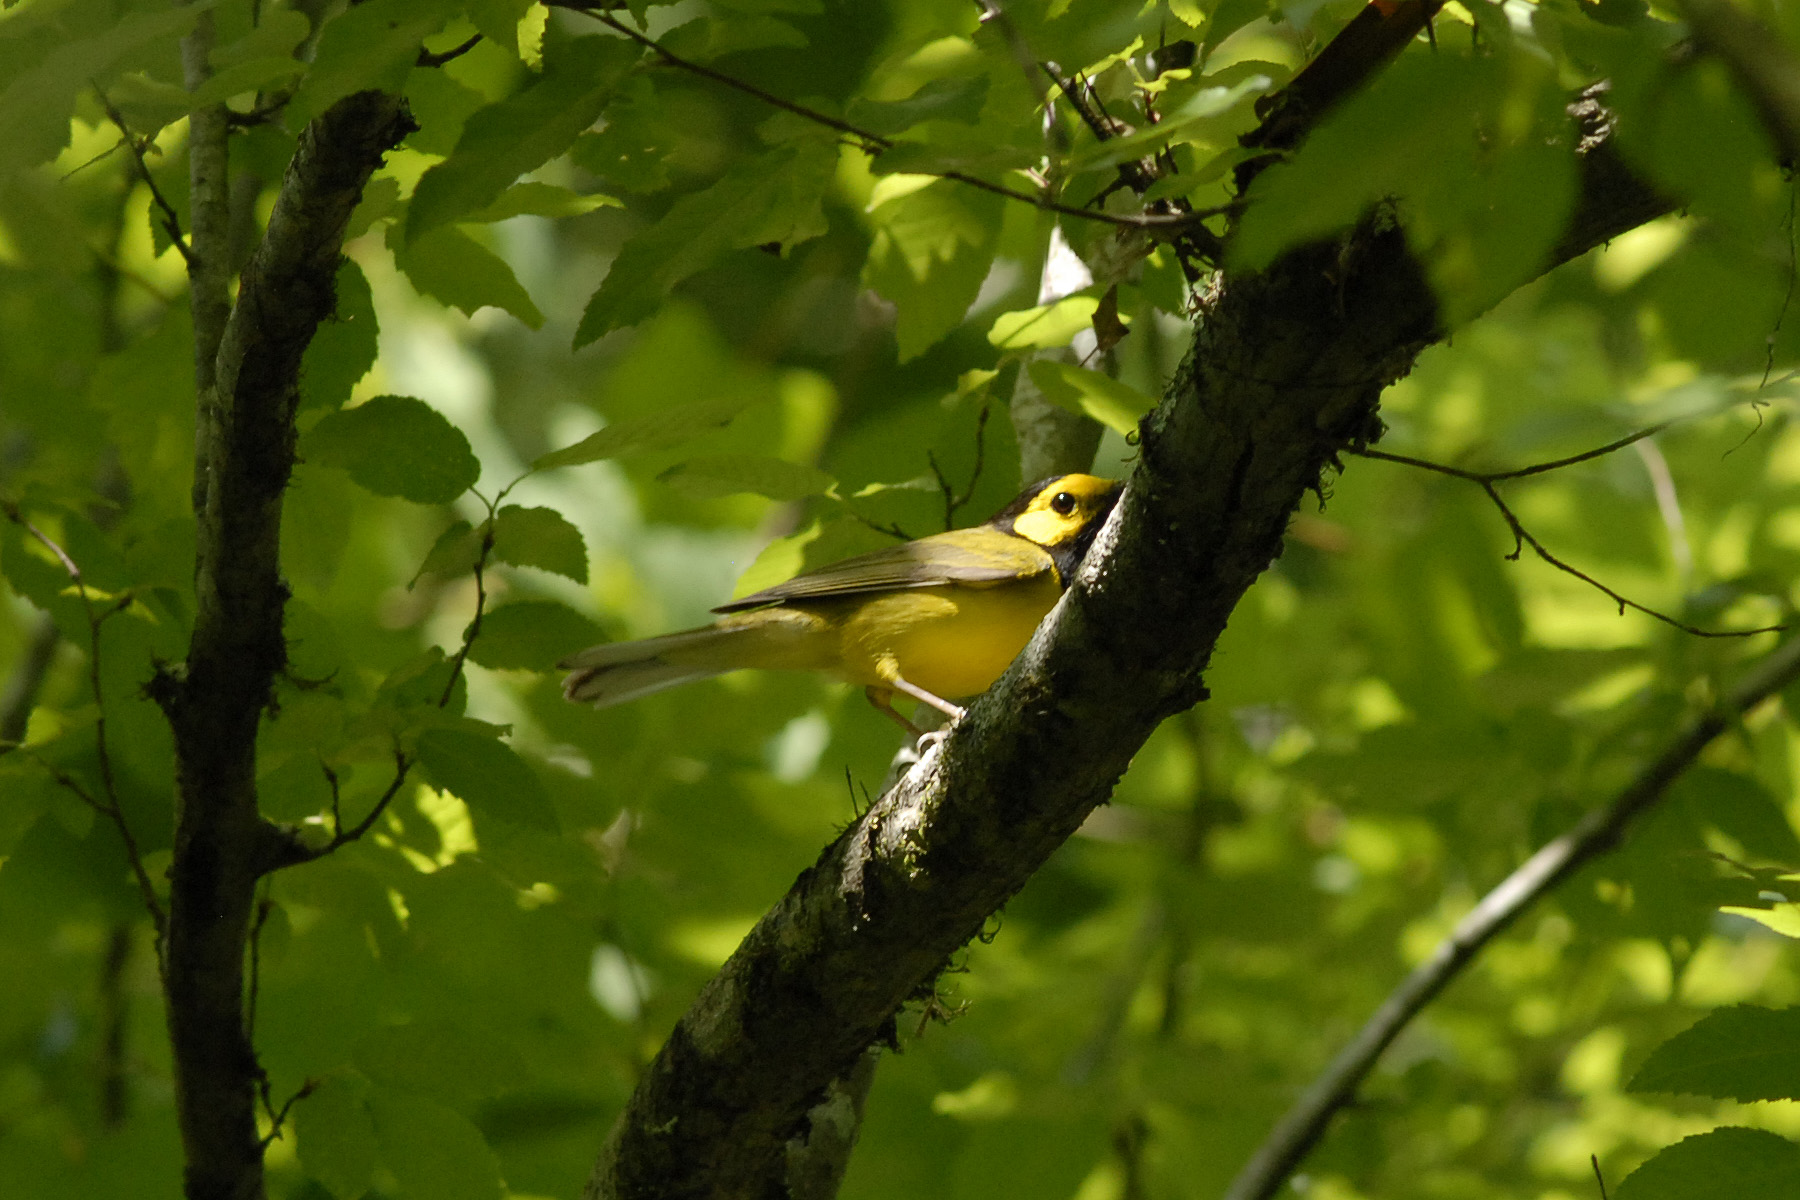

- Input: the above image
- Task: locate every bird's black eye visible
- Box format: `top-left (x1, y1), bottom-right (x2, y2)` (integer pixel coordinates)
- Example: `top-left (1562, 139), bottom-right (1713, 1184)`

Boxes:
top-left (1051, 491), bottom-right (1077, 516)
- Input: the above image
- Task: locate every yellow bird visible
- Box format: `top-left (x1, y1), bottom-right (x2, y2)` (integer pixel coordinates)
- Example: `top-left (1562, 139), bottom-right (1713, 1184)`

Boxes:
top-left (559, 474), bottom-right (1121, 734)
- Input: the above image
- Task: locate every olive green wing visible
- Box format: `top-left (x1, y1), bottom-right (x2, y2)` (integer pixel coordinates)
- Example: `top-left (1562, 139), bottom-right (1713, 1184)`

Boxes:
top-left (713, 528), bottom-right (1055, 613)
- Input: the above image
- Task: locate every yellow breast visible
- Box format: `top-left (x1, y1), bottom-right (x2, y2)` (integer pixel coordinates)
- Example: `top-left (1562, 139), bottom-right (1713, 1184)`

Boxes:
top-left (820, 574), bottom-right (1065, 700)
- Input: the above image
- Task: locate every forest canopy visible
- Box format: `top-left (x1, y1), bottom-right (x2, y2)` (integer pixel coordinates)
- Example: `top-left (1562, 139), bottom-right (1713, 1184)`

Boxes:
top-left (3, 0), bottom-right (1800, 1197)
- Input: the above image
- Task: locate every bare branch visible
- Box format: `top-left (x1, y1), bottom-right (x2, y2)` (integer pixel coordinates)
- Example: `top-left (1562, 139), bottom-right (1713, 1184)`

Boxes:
top-left (1352, 432), bottom-right (1785, 637)
top-left (1221, 632), bottom-right (1800, 1200)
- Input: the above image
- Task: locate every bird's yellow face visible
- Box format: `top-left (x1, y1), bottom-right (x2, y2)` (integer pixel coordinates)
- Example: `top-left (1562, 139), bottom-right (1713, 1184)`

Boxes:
top-left (992, 474), bottom-right (1122, 583)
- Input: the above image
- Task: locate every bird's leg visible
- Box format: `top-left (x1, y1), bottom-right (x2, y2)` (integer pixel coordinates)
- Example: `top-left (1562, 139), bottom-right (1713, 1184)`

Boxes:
top-left (890, 676), bottom-right (966, 723)
top-left (864, 679), bottom-right (965, 750)
top-left (865, 686), bottom-right (928, 738)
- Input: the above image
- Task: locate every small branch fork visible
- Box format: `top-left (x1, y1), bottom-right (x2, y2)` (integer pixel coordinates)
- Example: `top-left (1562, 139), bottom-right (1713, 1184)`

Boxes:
top-left (929, 403), bottom-right (991, 532)
top-left (548, 3), bottom-right (1229, 241)
top-left (1221, 631), bottom-right (1800, 1200)
top-left (93, 88), bottom-right (196, 269)
top-left (0, 501), bottom-right (167, 940)
top-left (281, 491), bottom-right (503, 869)
top-left (1350, 425), bottom-right (1787, 638)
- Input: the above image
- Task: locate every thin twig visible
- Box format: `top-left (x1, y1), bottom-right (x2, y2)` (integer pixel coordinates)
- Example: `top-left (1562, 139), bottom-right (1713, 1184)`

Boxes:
top-left (92, 88), bottom-right (196, 268)
top-left (1, 501), bottom-right (167, 935)
top-left (1592, 1154), bottom-right (1610, 1200)
top-left (286, 500), bottom-right (499, 866)
top-left (553, 4), bottom-right (1228, 239)
top-left (438, 519), bottom-right (494, 707)
top-left (1221, 633), bottom-right (1800, 1200)
top-left (418, 33), bottom-right (482, 68)
top-left (1351, 430), bottom-right (1785, 638)
top-left (258, 1078), bottom-right (317, 1148)
top-left (927, 403), bottom-right (991, 531)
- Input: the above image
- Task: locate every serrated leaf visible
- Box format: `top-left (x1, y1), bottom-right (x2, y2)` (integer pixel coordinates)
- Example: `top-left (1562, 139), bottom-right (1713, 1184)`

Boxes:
top-left (1629, 1006), bottom-right (1800, 1102)
top-left (466, 601), bottom-right (604, 671)
top-left (467, 0), bottom-right (532, 58)
top-left (295, 1073), bottom-right (378, 1200)
top-left (574, 138), bottom-right (836, 345)
top-left (1676, 768), bottom-right (1800, 865)
top-left (412, 519), bottom-right (484, 585)
top-left (188, 57), bottom-right (306, 108)
top-left (1026, 360), bottom-right (1155, 436)
top-left (862, 179), bottom-right (1001, 361)
top-left (533, 396), bottom-right (761, 469)
top-left (846, 75), bottom-right (989, 135)
top-left (391, 224), bottom-right (544, 328)
top-left (299, 259), bottom-right (379, 411)
top-left (305, 395), bottom-right (479, 504)
top-left (1615, 1128), bottom-right (1800, 1200)
top-left (211, 8), bottom-right (310, 69)
top-left (406, 35), bottom-right (640, 242)
top-left (367, 1088), bottom-right (504, 1200)
top-left (0, 6), bottom-right (205, 172)
top-left (491, 505), bottom-right (587, 582)
top-left (285, 0), bottom-right (445, 130)
top-left (416, 728), bottom-right (558, 831)
top-left (464, 181), bottom-right (621, 223)
top-left (658, 455), bottom-right (835, 501)
top-left (988, 296), bottom-right (1101, 351)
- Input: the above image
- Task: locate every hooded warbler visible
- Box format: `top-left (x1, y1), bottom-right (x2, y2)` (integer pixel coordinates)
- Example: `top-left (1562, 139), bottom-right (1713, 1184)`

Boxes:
top-left (559, 474), bottom-right (1122, 734)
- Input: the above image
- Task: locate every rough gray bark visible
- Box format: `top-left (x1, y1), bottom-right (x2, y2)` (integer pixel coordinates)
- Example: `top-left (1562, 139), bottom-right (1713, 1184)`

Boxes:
top-left (151, 89), bottom-right (413, 1200)
top-left (584, 83), bottom-right (1672, 1200)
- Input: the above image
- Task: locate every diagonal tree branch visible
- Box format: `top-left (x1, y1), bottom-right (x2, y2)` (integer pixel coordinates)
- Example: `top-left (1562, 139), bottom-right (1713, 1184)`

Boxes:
top-left (151, 86), bottom-right (414, 1200)
top-left (583, 53), bottom-right (1674, 1200)
top-left (1221, 631), bottom-right (1800, 1200)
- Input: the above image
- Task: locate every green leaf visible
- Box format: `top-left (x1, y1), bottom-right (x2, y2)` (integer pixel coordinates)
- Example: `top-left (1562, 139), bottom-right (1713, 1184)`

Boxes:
top-left (354, 1019), bottom-right (529, 1106)
top-left (1629, 1006), bottom-right (1800, 1102)
top-left (846, 75), bottom-right (989, 135)
top-left (412, 519), bottom-right (485, 585)
top-left (467, 0), bottom-right (533, 59)
top-left (416, 728), bottom-right (558, 831)
top-left (406, 35), bottom-right (640, 243)
top-left (187, 57), bottom-right (306, 108)
top-left (862, 180), bottom-right (1002, 361)
top-left (391, 224), bottom-right (545, 328)
top-left (1026, 361), bottom-right (1156, 436)
top-left (295, 1073), bottom-right (379, 1200)
top-left (304, 395), bottom-right (480, 504)
top-left (465, 601), bottom-right (604, 671)
top-left (1674, 768), bottom-right (1800, 865)
top-left (0, 6), bottom-right (205, 173)
top-left (988, 297), bottom-right (1100, 351)
top-left (285, 0), bottom-right (446, 130)
top-left (491, 505), bottom-right (587, 582)
top-left (463, 181), bottom-right (622, 223)
top-left (1616, 1128), bottom-right (1800, 1200)
top-left (299, 259), bottom-right (379, 411)
top-left (211, 8), bottom-right (310, 69)
top-left (367, 1087), bottom-right (505, 1200)
top-left (658, 455), bottom-right (835, 501)
top-left (574, 138), bottom-right (837, 346)
top-left (533, 396), bottom-right (762, 470)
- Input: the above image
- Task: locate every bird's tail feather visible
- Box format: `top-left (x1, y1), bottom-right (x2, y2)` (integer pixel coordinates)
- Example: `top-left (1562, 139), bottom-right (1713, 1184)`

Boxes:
top-left (558, 626), bottom-right (744, 707)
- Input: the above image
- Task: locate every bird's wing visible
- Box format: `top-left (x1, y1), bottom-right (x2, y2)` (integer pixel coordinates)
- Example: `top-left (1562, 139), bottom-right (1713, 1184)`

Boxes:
top-left (712, 528), bottom-right (1055, 613)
